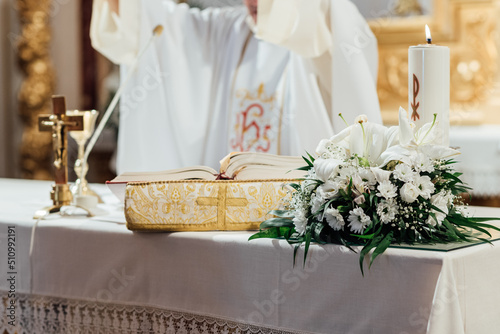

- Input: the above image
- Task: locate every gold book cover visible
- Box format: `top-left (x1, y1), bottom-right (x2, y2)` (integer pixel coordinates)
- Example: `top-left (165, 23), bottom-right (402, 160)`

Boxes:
top-left (125, 179), bottom-right (294, 231)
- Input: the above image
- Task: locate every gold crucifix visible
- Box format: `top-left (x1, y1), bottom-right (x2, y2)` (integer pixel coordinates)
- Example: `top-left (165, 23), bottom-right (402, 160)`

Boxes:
top-left (34, 96), bottom-right (83, 217)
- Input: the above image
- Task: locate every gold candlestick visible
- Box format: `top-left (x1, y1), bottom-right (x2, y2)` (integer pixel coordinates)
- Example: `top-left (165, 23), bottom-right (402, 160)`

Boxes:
top-left (34, 96), bottom-right (83, 218)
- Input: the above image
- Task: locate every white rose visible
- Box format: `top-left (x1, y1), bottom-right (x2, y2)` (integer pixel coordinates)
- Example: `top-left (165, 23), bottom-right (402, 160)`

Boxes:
top-left (427, 193), bottom-right (449, 226)
top-left (317, 180), bottom-right (340, 200)
top-left (400, 182), bottom-right (420, 203)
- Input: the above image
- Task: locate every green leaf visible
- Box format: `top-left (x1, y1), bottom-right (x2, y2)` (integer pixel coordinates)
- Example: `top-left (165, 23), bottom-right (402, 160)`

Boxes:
top-left (352, 233), bottom-right (375, 240)
top-left (306, 151), bottom-right (316, 164)
top-left (260, 218), bottom-right (294, 229)
top-left (370, 232), bottom-right (393, 268)
top-left (302, 155), bottom-right (314, 167)
top-left (312, 222), bottom-right (325, 243)
top-left (248, 227), bottom-right (292, 240)
top-left (293, 244), bottom-right (300, 267)
top-left (303, 231), bottom-right (312, 266)
top-left (268, 210), bottom-right (295, 218)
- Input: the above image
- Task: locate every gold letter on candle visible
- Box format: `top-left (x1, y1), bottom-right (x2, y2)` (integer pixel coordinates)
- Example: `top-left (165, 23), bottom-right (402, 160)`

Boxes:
top-left (411, 74), bottom-right (420, 121)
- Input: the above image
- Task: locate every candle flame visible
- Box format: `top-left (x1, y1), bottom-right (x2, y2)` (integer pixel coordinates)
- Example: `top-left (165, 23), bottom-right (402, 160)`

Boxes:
top-left (425, 24), bottom-right (432, 44)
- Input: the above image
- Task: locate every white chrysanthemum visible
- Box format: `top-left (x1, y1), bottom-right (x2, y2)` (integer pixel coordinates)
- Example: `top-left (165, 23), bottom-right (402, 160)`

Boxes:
top-left (348, 207), bottom-right (371, 233)
top-left (411, 152), bottom-right (435, 173)
top-left (393, 163), bottom-right (416, 183)
top-left (400, 182), bottom-right (420, 203)
top-left (377, 180), bottom-right (398, 199)
top-left (376, 199), bottom-right (399, 224)
top-left (325, 207), bottom-right (345, 231)
top-left (310, 193), bottom-right (324, 216)
top-left (293, 209), bottom-right (308, 235)
top-left (414, 175), bottom-right (435, 199)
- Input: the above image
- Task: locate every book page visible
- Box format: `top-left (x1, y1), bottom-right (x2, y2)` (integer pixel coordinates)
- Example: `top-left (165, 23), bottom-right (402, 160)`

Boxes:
top-left (234, 165), bottom-right (306, 180)
top-left (109, 166), bottom-right (218, 183)
top-left (224, 152), bottom-right (306, 180)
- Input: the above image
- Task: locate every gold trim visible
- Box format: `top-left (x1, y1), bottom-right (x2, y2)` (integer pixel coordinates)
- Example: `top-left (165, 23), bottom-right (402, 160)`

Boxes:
top-left (128, 178), bottom-right (299, 186)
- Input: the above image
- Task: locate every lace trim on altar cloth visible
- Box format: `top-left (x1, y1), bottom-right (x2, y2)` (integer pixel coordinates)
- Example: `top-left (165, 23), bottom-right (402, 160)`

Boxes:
top-left (0, 292), bottom-right (309, 334)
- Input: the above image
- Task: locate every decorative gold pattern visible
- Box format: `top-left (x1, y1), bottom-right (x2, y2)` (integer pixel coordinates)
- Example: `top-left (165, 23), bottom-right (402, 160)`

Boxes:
top-left (17, 0), bottom-right (56, 179)
top-left (125, 180), bottom-right (293, 231)
top-left (372, 0), bottom-right (500, 124)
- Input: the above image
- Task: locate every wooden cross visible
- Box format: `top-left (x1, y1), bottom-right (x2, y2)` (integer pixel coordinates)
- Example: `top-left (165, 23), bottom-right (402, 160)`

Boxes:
top-left (36, 96), bottom-right (83, 211)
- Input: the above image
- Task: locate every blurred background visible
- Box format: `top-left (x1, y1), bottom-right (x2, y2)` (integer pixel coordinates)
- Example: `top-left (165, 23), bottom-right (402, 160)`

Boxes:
top-left (1, 0), bottom-right (500, 205)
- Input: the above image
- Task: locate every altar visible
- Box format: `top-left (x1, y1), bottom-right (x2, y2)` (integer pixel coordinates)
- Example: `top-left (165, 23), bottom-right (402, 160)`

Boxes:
top-left (1, 177), bottom-right (500, 334)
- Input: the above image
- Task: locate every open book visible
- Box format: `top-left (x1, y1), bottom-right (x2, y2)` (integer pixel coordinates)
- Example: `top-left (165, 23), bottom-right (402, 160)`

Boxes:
top-left (107, 152), bottom-right (306, 201)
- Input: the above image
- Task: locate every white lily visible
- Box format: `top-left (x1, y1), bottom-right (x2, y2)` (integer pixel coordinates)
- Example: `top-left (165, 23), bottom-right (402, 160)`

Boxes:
top-left (380, 107), bottom-right (460, 165)
top-left (313, 158), bottom-right (344, 182)
top-left (319, 115), bottom-right (399, 167)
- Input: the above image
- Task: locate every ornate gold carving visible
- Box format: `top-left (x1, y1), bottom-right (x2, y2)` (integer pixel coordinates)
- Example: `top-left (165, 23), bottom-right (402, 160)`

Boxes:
top-left (17, 0), bottom-right (56, 179)
top-left (372, 0), bottom-right (500, 124)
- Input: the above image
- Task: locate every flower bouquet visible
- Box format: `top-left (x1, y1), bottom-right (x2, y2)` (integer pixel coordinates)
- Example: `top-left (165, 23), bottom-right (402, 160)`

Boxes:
top-left (250, 108), bottom-right (500, 273)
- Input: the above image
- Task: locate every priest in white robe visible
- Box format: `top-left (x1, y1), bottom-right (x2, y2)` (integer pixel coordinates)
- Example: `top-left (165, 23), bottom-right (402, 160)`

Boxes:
top-left (90, 0), bottom-right (382, 173)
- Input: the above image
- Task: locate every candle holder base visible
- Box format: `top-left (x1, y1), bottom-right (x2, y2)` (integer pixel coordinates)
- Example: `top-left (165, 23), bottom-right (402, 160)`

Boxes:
top-left (71, 179), bottom-right (103, 203)
top-left (33, 184), bottom-right (73, 219)
top-left (33, 205), bottom-right (63, 219)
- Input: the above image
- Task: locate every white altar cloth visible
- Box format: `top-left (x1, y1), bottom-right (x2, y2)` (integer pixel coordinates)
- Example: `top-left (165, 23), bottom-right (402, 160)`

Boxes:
top-left (1, 178), bottom-right (500, 334)
top-left (450, 125), bottom-right (500, 197)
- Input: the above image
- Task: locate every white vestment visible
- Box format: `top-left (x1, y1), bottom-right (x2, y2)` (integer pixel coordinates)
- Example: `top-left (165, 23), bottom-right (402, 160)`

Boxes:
top-left (91, 0), bottom-right (381, 173)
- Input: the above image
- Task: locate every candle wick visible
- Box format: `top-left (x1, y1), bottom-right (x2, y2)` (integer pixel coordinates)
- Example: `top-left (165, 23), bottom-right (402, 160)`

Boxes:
top-left (427, 38), bottom-right (432, 44)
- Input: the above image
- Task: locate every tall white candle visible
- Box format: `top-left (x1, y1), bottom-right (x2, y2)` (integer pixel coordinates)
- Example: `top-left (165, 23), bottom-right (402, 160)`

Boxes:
top-left (408, 25), bottom-right (450, 146)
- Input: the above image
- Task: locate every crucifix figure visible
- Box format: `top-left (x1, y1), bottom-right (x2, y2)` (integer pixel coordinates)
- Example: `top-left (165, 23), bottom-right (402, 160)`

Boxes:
top-left (34, 96), bottom-right (83, 217)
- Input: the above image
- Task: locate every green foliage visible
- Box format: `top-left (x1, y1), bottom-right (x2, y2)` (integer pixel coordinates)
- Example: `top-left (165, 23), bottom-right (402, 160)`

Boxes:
top-left (249, 157), bottom-right (500, 275)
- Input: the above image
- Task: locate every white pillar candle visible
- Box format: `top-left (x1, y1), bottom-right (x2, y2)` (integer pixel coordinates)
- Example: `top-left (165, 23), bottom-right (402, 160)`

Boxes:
top-left (408, 25), bottom-right (450, 146)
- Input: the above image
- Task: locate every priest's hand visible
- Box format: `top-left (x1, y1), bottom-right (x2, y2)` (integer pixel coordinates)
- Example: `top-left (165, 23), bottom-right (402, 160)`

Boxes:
top-left (108, 0), bottom-right (119, 14)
